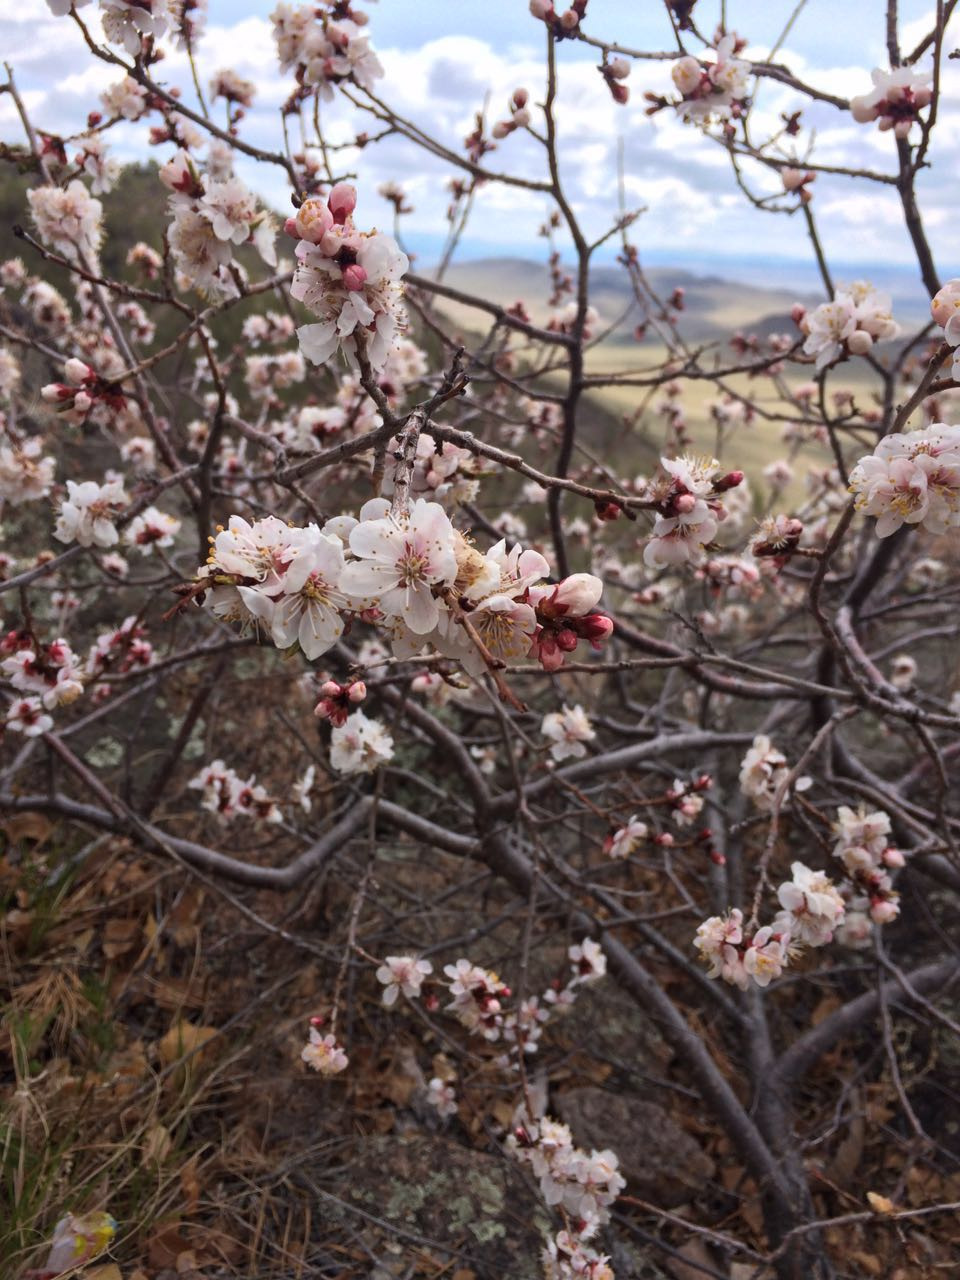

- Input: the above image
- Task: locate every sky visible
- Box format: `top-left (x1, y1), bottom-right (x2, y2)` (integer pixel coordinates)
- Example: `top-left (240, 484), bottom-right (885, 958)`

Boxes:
top-left (1, 0), bottom-right (956, 300)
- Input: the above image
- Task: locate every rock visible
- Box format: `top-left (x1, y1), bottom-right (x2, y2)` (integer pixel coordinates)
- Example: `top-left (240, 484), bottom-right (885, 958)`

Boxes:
top-left (556, 1087), bottom-right (716, 1207)
top-left (323, 1134), bottom-right (551, 1278)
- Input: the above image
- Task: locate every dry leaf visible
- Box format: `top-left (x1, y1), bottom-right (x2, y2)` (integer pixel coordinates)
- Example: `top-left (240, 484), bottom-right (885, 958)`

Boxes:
top-left (143, 1123), bottom-right (172, 1163)
top-left (102, 917), bottom-right (142, 960)
top-left (867, 1191), bottom-right (896, 1215)
top-left (157, 1020), bottom-right (219, 1067)
top-left (3, 812), bottom-right (53, 843)
top-left (85, 1267), bottom-right (123, 1280)
top-left (664, 1240), bottom-right (718, 1280)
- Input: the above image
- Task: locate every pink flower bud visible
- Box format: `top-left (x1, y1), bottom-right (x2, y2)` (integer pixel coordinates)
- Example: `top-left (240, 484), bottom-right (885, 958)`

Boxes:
top-left (529, 0), bottom-right (553, 16)
top-left (348, 681), bottom-right (366, 702)
top-left (870, 898), bottom-right (899, 925)
top-left (73, 391), bottom-right (93, 413)
top-left (512, 88), bottom-right (529, 108)
top-left (283, 215), bottom-right (300, 238)
top-left (64, 358), bottom-right (90, 385)
top-left (847, 329), bottom-right (874, 355)
top-left (713, 470), bottom-right (744, 493)
top-left (594, 501), bottom-right (621, 521)
top-left (320, 680), bottom-right (341, 698)
top-left (559, 8), bottom-right (579, 29)
top-left (791, 303), bottom-right (806, 326)
top-left (882, 847), bottom-right (905, 869)
top-left (328, 182), bottom-right (357, 224)
top-left (41, 383), bottom-right (69, 403)
top-left (491, 121), bottom-right (512, 140)
top-left (675, 493), bottom-right (697, 514)
top-left (608, 57), bottom-right (630, 80)
top-left (550, 572), bottom-right (604, 617)
top-left (556, 628), bottom-right (579, 652)
top-left (578, 613), bottom-right (613, 644)
top-left (342, 263), bottom-right (368, 291)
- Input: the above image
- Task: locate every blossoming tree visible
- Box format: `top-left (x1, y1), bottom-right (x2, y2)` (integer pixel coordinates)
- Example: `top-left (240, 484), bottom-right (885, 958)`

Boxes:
top-left (3, 2), bottom-right (960, 1278)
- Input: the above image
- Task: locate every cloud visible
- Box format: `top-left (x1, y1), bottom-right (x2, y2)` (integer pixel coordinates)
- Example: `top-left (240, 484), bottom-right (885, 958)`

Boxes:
top-left (1, 0), bottom-right (958, 285)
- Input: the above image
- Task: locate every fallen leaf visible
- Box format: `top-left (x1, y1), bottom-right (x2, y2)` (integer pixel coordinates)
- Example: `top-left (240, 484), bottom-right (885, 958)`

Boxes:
top-left (867, 1191), bottom-right (896, 1215)
top-left (143, 1123), bottom-right (172, 1163)
top-left (157, 1020), bottom-right (219, 1068)
top-left (3, 812), bottom-right (53, 844)
top-left (102, 917), bottom-right (142, 960)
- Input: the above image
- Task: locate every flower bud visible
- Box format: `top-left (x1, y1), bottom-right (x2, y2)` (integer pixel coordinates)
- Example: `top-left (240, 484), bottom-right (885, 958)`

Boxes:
top-left (41, 382), bottom-right (69, 403)
top-left (556, 628), bottom-right (579, 652)
top-left (320, 680), bottom-right (341, 698)
top-left (342, 263), bottom-right (368, 291)
top-left (882, 847), bottom-right (905, 869)
top-left (675, 493), bottom-right (697, 514)
top-left (847, 329), bottom-right (874, 355)
top-left (491, 121), bottom-right (512, 140)
top-left (512, 88), bottom-right (529, 108)
top-left (348, 681), bottom-right (366, 702)
top-left (578, 613), bottom-right (613, 644)
top-left (791, 303), bottom-right (806, 326)
top-left (609, 81), bottom-right (630, 105)
top-left (529, 0), bottom-right (553, 16)
top-left (328, 182), bottom-right (357, 224)
top-left (64, 357), bottom-right (90, 385)
top-left (608, 57), bottom-right (630, 80)
top-left (594, 501), bottom-right (621, 521)
top-left (283, 215), bottom-right (299, 238)
top-left (559, 8), bottom-right (580, 29)
top-left (870, 898), bottom-right (899, 924)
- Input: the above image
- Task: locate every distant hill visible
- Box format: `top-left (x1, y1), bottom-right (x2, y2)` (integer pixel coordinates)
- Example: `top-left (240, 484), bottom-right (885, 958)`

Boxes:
top-left (433, 256), bottom-right (824, 348)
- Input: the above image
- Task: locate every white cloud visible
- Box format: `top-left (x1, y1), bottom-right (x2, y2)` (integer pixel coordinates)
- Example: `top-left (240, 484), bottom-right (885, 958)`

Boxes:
top-left (0, 0), bottom-right (957, 290)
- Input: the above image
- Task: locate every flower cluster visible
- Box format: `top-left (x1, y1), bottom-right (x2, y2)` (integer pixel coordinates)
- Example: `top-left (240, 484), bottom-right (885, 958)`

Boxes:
top-left (313, 678), bottom-right (367, 725)
top-left (738, 734), bottom-right (812, 810)
top-left (288, 184), bottom-right (408, 374)
top-left (832, 805), bottom-right (902, 931)
top-left (774, 862), bottom-right (846, 946)
top-left (667, 34), bottom-right (751, 123)
top-left (799, 282), bottom-right (898, 370)
top-left (188, 759), bottom-right (282, 824)
top-left (161, 150), bottom-right (276, 297)
top-left (272, 2), bottom-right (383, 100)
top-left (2, 634), bottom-right (84, 712)
top-left (41, 358), bottom-right (127, 426)
top-left (850, 66), bottom-right (932, 138)
top-left (643, 454), bottom-right (744, 569)
top-left (511, 1118), bottom-right (622, 1277)
top-left (493, 88), bottom-right (532, 139)
top-left (0, 431), bottom-right (56, 503)
top-left (848, 423), bottom-right (960, 537)
top-left (930, 278), bottom-right (960, 381)
top-left (197, 502), bottom-right (611, 682)
top-left (694, 908), bottom-right (791, 989)
top-left (27, 180), bottom-right (103, 264)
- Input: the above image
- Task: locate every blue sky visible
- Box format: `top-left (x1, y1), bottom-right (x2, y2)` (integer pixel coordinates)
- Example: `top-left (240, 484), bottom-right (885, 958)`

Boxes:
top-left (1, 1), bottom-right (955, 301)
